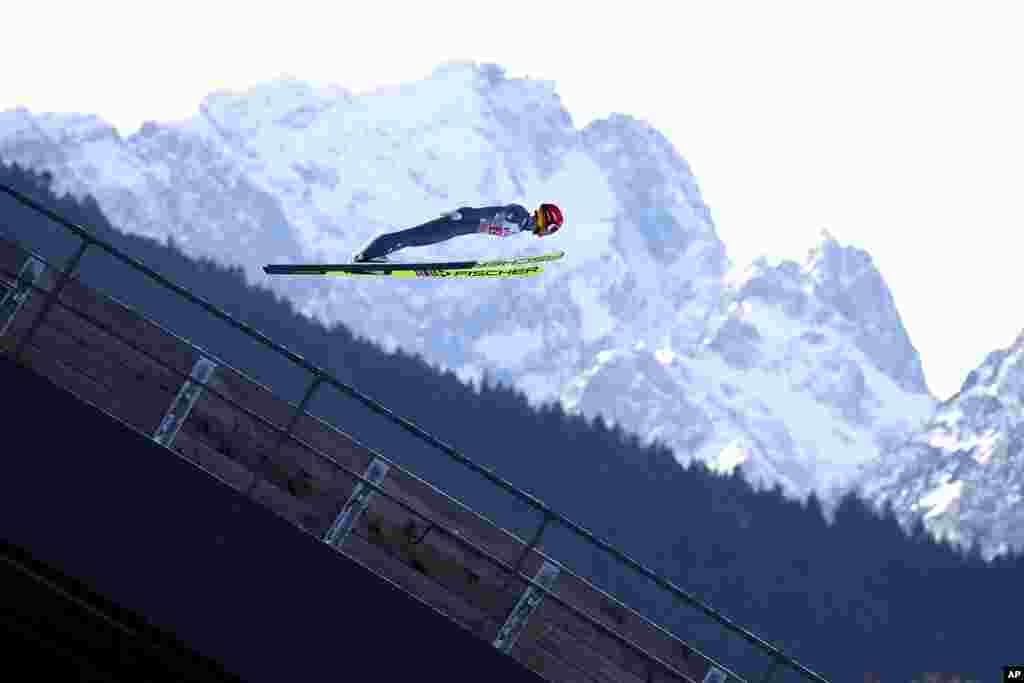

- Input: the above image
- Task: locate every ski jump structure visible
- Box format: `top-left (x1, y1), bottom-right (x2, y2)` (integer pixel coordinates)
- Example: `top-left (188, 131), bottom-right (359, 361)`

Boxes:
top-left (0, 182), bottom-right (831, 683)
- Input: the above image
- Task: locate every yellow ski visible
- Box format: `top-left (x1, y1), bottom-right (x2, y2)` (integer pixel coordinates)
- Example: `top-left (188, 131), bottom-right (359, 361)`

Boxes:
top-left (263, 251), bottom-right (563, 278)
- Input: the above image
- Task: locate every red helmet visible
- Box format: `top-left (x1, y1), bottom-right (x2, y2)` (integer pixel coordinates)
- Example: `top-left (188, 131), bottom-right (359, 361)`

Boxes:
top-left (535, 203), bottom-right (564, 236)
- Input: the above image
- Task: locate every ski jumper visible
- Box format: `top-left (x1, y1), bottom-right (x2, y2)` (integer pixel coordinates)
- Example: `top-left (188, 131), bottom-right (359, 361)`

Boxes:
top-left (357, 204), bottom-right (534, 261)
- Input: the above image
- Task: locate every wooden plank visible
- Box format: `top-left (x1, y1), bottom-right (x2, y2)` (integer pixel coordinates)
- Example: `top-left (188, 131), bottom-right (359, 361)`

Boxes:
top-left (288, 410), bottom-right (364, 461)
top-left (529, 603), bottom-right (681, 683)
top-left (0, 329), bottom-right (15, 355)
top-left (377, 479), bottom-right (548, 596)
top-left (179, 381), bottom-right (347, 534)
top-left (1, 260), bottom-right (189, 437)
top-left (182, 388), bottom-right (299, 494)
top-left (286, 411), bottom-right (375, 482)
top-left (559, 570), bottom-right (706, 674)
top-left (16, 318), bottom-right (157, 435)
top-left (349, 489), bottom-right (527, 626)
top-left (182, 369), bottom-right (386, 523)
top-left (497, 564), bottom-right (659, 683)
top-left (342, 460), bottom-right (556, 622)
top-left (277, 416), bottom-right (400, 536)
top-left (337, 484), bottom-right (666, 683)
top-left (204, 363), bottom-right (296, 432)
top-left (188, 368), bottom-right (341, 498)
top-left (26, 307), bottom-right (179, 436)
top-left (0, 236), bottom-right (32, 279)
top-left (537, 603), bottom-right (670, 682)
top-left (339, 530), bottom-right (504, 642)
top-left (525, 620), bottom-right (647, 683)
top-left (247, 478), bottom-right (320, 533)
top-left (529, 573), bottom-right (709, 683)
top-left (272, 425), bottom-right (352, 492)
top-left (380, 464), bottom-right (550, 571)
top-left (510, 637), bottom-right (600, 683)
top-left (171, 416), bottom-right (337, 536)
top-left (15, 338), bottom-right (116, 414)
top-left (168, 429), bottom-right (256, 493)
top-left (49, 300), bottom-right (183, 402)
top-left (56, 276), bottom-right (198, 380)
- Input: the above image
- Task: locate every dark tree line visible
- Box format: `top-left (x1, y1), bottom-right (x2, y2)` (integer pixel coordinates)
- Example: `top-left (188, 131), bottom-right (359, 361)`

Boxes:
top-left (1, 161), bottom-right (1018, 683)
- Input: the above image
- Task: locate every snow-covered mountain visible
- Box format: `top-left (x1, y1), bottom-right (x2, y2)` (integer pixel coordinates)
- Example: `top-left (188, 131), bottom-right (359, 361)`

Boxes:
top-left (562, 234), bottom-right (934, 496)
top-left (855, 331), bottom-right (1024, 559)
top-left (0, 106), bottom-right (307, 270)
top-left (0, 61), bottom-right (935, 502)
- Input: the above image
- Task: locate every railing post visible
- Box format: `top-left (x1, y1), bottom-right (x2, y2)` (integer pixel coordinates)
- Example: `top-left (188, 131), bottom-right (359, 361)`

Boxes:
top-left (759, 655), bottom-right (782, 683)
top-left (272, 373), bottom-right (323, 456)
top-left (498, 511), bottom-right (553, 598)
top-left (242, 373), bottom-right (325, 496)
top-left (153, 357), bottom-right (218, 448)
top-left (515, 511), bottom-right (552, 574)
top-left (14, 239), bottom-right (89, 361)
top-left (704, 665), bottom-right (729, 683)
top-left (323, 457), bottom-right (391, 549)
top-left (493, 559), bottom-right (562, 654)
top-left (0, 255), bottom-right (45, 338)
top-left (491, 511), bottom-right (561, 654)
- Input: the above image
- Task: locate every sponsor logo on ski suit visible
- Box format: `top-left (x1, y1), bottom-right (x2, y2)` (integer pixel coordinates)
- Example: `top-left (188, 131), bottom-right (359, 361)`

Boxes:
top-left (479, 206), bottom-right (531, 237)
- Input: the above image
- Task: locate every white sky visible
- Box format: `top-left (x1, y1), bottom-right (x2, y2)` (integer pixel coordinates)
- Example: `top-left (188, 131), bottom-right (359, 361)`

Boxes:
top-left (3, 1), bottom-right (1022, 399)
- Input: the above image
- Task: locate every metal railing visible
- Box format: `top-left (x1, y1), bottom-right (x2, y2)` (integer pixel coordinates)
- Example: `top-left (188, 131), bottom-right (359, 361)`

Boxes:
top-left (0, 181), bottom-right (831, 683)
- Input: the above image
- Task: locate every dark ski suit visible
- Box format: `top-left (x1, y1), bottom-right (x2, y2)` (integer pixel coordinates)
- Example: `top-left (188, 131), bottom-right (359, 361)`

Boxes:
top-left (357, 205), bottom-right (534, 261)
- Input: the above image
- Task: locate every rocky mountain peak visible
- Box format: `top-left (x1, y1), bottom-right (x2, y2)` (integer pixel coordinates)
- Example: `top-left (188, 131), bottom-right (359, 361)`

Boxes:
top-left (954, 329), bottom-right (1024, 401)
top-left (857, 326), bottom-right (1024, 560)
top-left (725, 232), bottom-right (929, 395)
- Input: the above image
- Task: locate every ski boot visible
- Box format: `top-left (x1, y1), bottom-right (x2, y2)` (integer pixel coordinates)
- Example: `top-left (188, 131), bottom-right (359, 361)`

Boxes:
top-left (352, 250), bottom-right (390, 264)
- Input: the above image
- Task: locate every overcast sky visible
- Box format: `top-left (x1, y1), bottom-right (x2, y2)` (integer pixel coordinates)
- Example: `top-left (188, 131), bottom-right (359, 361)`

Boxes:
top-left (3, 1), bottom-right (1022, 399)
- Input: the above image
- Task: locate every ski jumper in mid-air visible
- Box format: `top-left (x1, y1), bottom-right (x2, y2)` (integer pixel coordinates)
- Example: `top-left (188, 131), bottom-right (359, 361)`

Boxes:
top-left (353, 203), bottom-right (564, 263)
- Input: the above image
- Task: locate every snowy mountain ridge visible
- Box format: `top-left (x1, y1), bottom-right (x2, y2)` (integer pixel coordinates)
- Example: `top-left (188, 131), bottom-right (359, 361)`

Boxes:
top-left (855, 330), bottom-right (1024, 559)
top-left (1, 61), bottom-right (941, 513)
top-left (563, 232), bottom-right (935, 497)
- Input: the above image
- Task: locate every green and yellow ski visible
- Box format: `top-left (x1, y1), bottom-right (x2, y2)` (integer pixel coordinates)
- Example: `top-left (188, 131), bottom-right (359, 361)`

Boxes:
top-left (263, 251), bottom-right (564, 278)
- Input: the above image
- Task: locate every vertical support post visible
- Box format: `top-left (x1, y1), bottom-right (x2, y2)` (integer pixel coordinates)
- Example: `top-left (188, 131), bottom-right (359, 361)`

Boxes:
top-left (704, 666), bottom-right (729, 683)
top-left (153, 357), bottom-right (218, 447)
top-left (500, 511), bottom-right (552, 596)
top-left (516, 512), bottom-right (552, 574)
top-left (0, 255), bottom-right (45, 338)
top-left (323, 457), bottom-right (390, 549)
top-left (493, 560), bottom-right (562, 653)
top-left (757, 655), bottom-right (782, 683)
top-left (271, 373), bottom-right (323, 457)
top-left (14, 239), bottom-right (89, 360)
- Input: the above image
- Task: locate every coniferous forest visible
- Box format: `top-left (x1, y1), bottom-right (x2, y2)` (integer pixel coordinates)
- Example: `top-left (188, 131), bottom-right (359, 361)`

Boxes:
top-left (1, 161), bottom-right (1019, 683)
